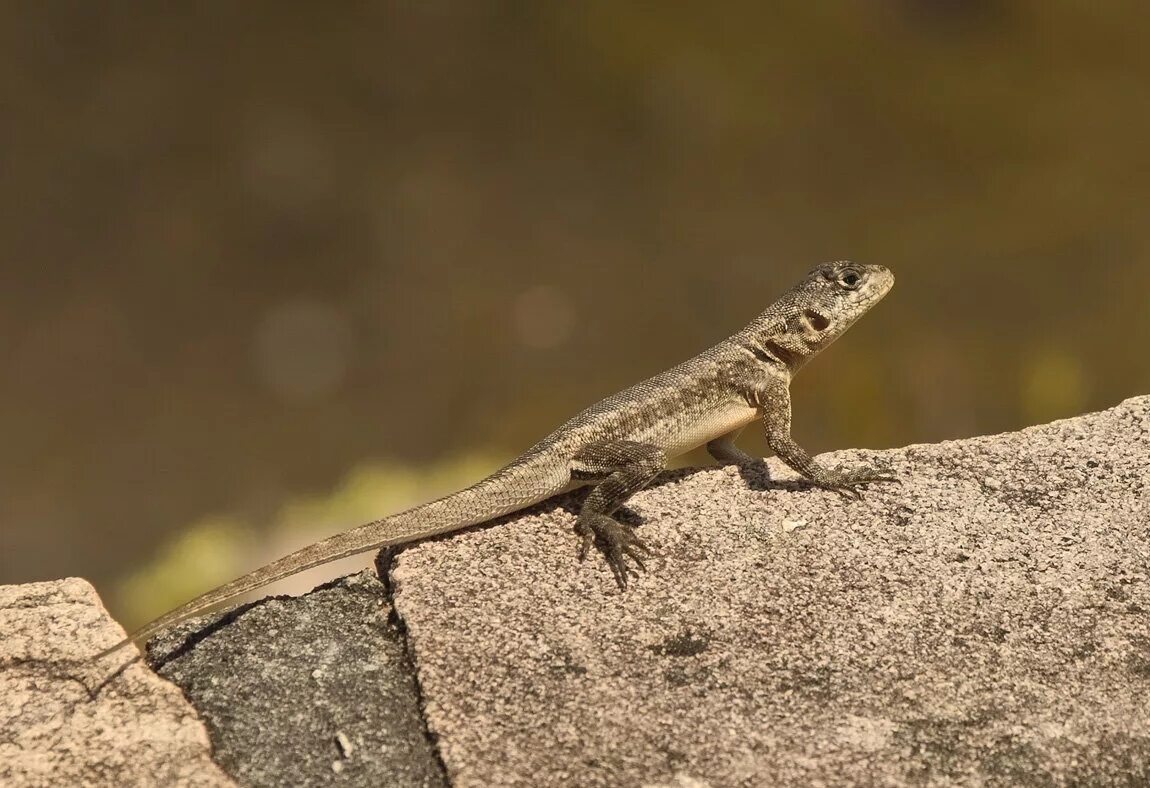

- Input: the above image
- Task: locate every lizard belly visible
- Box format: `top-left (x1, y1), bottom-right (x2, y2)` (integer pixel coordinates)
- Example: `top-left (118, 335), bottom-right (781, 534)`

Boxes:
top-left (657, 402), bottom-right (759, 458)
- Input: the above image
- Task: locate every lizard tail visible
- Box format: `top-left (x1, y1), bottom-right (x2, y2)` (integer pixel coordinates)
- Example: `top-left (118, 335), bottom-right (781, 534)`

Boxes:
top-left (92, 457), bottom-right (570, 662)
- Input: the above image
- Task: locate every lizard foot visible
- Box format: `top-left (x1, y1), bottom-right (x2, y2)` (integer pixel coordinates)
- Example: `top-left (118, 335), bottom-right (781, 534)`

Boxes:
top-left (575, 513), bottom-right (652, 590)
top-left (819, 466), bottom-right (899, 501)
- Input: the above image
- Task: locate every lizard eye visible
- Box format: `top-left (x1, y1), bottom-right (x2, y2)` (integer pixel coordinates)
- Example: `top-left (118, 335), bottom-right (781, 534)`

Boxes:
top-left (838, 268), bottom-right (862, 290)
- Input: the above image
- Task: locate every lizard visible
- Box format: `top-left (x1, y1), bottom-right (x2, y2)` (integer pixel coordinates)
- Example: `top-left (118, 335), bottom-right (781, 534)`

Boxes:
top-left (94, 260), bottom-right (895, 662)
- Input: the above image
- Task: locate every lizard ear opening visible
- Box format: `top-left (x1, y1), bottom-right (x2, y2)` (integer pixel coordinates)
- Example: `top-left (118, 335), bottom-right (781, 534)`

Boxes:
top-left (802, 309), bottom-right (830, 333)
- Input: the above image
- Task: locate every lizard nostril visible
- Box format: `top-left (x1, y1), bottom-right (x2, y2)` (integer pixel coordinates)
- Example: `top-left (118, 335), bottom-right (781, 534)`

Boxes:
top-left (803, 310), bottom-right (830, 332)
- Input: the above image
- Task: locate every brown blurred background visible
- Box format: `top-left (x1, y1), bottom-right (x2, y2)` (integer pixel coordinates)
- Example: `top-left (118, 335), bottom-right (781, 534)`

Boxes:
top-left (3, 2), bottom-right (1149, 626)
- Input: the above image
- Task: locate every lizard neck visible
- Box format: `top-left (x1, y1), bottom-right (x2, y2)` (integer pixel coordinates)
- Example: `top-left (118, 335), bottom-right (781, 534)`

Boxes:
top-left (736, 272), bottom-right (879, 374)
top-left (736, 307), bottom-right (829, 374)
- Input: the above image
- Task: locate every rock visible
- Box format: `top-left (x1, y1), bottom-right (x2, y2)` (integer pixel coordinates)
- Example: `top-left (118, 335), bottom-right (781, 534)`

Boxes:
top-left (391, 396), bottom-right (1150, 786)
top-left (781, 518), bottom-right (808, 533)
top-left (10, 396), bottom-right (1150, 786)
top-left (150, 572), bottom-right (447, 788)
top-left (0, 578), bottom-right (234, 787)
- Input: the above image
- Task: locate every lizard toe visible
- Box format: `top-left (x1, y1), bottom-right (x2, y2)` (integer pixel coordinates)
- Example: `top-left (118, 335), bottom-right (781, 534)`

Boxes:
top-left (579, 514), bottom-right (651, 589)
top-left (577, 530), bottom-right (593, 562)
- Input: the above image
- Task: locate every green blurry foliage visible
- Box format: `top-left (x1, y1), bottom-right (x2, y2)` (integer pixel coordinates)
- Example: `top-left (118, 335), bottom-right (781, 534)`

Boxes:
top-left (116, 517), bottom-right (255, 630)
top-left (1021, 348), bottom-right (1089, 426)
top-left (114, 454), bottom-right (504, 628)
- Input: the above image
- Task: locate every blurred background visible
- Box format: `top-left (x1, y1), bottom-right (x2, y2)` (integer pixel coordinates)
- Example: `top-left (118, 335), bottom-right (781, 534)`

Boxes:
top-left (3, 2), bottom-right (1149, 627)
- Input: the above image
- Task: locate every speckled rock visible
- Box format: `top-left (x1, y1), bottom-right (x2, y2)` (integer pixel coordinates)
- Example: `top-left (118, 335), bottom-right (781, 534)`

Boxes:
top-left (0, 578), bottom-right (234, 787)
top-left (391, 395), bottom-right (1150, 787)
top-left (15, 397), bottom-right (1150, 787)
top-left (151, 572), bottom-right (447, 788)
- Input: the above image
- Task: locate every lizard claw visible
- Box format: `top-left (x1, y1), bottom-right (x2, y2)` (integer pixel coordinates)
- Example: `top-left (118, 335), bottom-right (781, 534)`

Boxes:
top-left (830, 485), bottom-right (864, 501)
top-left (576, 514), bottom-right (652, 590)
top-left (576, 522), bottom-right (594, 562)
top-left (820, 465), bottom-right (898, 500)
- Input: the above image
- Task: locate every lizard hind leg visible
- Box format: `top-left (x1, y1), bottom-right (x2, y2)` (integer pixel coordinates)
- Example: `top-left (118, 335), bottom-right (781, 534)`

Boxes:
top-left (569, 440), bottom-right (667, 589)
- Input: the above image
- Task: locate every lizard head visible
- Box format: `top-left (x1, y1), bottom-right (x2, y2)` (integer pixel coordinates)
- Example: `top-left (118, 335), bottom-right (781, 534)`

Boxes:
top-left (741, 261), bottom-right (894, 370)
top-left (791, 261), bottom-right (894, 347)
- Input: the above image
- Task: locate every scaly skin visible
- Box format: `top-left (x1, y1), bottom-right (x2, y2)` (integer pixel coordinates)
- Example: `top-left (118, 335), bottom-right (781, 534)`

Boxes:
top-left (95, 261), bottom-right (894, 660)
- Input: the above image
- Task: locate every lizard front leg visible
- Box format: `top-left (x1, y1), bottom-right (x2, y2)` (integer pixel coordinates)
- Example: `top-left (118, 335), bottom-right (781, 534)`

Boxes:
top-left (706, 427), bottom-right (760, 466)
top-left (569, 440), bottom-right (666, 589)
top-left (755, 380), bottom-right (896, 499)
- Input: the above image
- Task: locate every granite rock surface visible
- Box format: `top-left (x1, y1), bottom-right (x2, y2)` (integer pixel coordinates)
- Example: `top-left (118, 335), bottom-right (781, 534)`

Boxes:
top-left (0, 578), bottom-right (234, 787)
top-left (391, 396), bottom-right (1150, 786)
top-left (7, 396), bottom-right (1150, 786)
